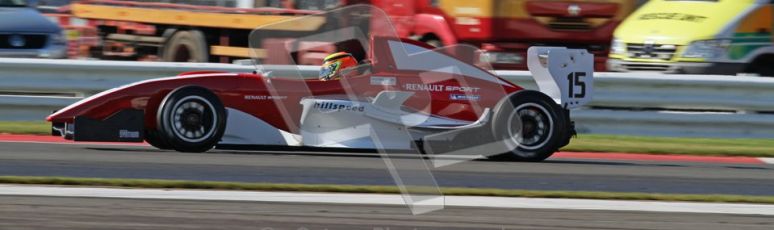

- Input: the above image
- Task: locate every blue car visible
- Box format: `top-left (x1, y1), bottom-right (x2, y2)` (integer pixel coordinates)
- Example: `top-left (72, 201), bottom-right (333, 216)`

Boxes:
top-left (0, 0), bottom-right (67, 58)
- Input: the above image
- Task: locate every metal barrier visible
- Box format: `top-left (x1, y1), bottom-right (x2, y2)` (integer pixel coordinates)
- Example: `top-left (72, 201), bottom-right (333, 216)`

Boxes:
top-left (2, 58), bottom-right (774, 138)
top-left (500, 71), bottom-right (774, 113)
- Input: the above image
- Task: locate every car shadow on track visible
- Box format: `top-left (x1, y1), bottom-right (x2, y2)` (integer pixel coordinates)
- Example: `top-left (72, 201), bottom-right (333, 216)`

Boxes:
top-left (84, 147), bottom-right (771, 170)
top-left (84, 146), bottom-right (645, 167)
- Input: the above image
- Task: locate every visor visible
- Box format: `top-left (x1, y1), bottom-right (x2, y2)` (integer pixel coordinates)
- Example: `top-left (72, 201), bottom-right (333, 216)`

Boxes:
top-left (319, 61), bottom-right (341, 80)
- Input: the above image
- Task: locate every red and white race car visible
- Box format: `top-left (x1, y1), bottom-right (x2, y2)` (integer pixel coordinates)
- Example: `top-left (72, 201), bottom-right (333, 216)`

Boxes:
top-left (47, 5), bottom-right (593, 161)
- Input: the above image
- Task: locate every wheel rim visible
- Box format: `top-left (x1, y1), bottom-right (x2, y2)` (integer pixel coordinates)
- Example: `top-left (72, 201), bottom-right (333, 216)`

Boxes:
top-left (506, 103), bottom-right (553, 151)
top-left (169, 95), bottom-right (217, 143)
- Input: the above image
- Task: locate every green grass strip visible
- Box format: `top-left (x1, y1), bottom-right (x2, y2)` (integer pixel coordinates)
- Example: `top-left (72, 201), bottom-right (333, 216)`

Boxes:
top-left (1, 176), bottom-right (774, 204)
top-left (562, 134), bottom-right (774, 157)
top-left (0, 121), bottom-right (50, 135)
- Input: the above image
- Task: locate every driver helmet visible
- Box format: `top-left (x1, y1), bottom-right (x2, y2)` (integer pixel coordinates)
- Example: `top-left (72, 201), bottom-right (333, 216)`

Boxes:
top-left (319, 52), bottom-right (358, 81)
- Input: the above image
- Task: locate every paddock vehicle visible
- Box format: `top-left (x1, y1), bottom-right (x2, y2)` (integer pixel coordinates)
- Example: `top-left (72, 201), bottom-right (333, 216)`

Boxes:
top-left (50, 0), bottom-right (632, 71)
top-left (609, 0), bottom-right (774, 76)
top-left (0, 0), bottom-right (67, 59)
top-left (47, 6), bottom-right (593, 161)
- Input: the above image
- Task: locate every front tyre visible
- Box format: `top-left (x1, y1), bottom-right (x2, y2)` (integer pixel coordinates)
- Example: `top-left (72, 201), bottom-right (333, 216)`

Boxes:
top-left (157, 86), bottom-right (226, 152)
top-left (145, 129), bottom-right (170, 150)
top-left (488, 90), bottom-right (568, 162)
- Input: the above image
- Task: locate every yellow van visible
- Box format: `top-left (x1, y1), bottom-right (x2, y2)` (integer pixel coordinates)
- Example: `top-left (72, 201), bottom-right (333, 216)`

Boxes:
top-left (608, 0), bottom-right (774, 76)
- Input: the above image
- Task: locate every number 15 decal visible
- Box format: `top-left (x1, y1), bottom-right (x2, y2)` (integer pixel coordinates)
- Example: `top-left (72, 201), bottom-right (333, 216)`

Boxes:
top-left (566, 72), bottom-right (587, 98)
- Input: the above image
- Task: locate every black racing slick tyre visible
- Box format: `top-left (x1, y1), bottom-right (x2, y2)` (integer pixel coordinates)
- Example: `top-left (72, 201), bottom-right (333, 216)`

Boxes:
top-left (144, 129), bottom-right (171, 150)
top-left (157, 86), bottom-right (226, 153)
top-left (488, 90), bottom-right (569, 162)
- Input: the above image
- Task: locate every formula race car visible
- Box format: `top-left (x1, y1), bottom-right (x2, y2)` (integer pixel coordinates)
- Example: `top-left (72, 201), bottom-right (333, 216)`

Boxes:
top-left (47, 5), bottom-right (593, 161)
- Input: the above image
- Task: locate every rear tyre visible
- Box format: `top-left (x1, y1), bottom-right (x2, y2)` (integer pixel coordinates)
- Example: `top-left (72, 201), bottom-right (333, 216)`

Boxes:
top-left (157, 86), bottom-right (226, 152)
top-left (162, 30), bottom-right (208, 62)
top-left (488, 90), bottom-right (568, 162)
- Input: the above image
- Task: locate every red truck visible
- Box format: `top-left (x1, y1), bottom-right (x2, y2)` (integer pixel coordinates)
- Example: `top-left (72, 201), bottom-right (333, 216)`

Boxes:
top-left (373, 0), bottom-right (636, 70)
top-left (52, 0), bottom-right (635, 70)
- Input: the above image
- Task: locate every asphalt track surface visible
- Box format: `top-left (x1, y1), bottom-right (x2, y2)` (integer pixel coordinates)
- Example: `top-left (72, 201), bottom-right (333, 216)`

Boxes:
top-left (1, 141), bottom-right (773, 196)
top-left (1, 195), bottom-right (772, 230)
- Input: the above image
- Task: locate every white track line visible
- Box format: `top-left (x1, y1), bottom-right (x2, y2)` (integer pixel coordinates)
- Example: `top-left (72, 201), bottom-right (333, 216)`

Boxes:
top-left (759, 158), bottom-right (774, 164)
top-left (0, 185), bottom-right (772, 216)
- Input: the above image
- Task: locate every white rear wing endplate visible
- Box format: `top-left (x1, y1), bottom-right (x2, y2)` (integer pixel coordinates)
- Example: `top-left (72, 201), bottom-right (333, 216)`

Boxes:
top-left (527, 47), bottom-right (594, 109)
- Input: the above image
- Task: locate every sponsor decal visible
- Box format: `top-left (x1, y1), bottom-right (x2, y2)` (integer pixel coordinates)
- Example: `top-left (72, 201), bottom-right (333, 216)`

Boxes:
top-left (444, 85), bottom-right (480, 93)
top-left (639, 13), bottom-right (706, 23)
top-left (449, 94), bottom-right (480, 101)
top-left (404, 83), bottom-right (444, 92)
top-left (313, 101), bottom-right (365, 112)
top-left (370, 76), bottom-right (396, 86)
top-left (119, 129), bottom-right (140, 138)
top-left (403, 83), bottom-right (480, 93)
top-left (244, 95), bottom-right (287, 100)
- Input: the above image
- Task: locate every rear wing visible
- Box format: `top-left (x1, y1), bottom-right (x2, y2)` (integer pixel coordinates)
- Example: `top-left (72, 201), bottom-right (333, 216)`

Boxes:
top-left (527, 47), bottom-right (594, 110)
